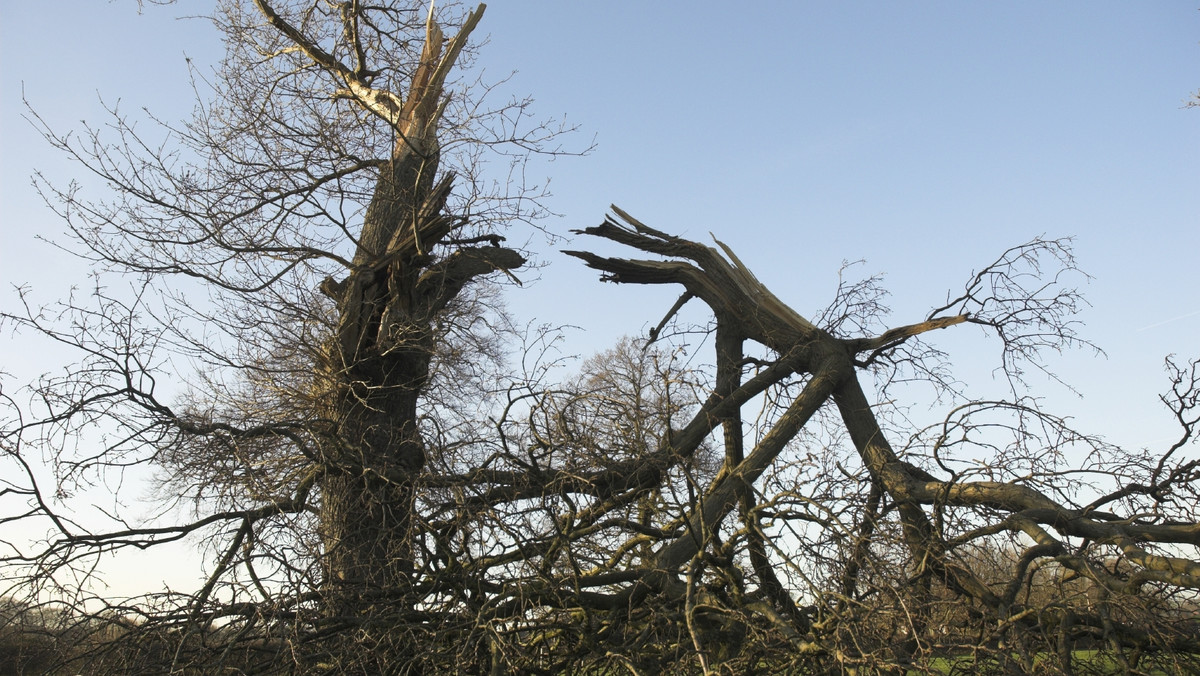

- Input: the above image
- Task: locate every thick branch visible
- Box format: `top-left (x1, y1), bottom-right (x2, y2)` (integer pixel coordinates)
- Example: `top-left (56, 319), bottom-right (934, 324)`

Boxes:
top-left (567, 208), bottom-right (823, 355)
top-left (414, 246), bottom-right (525, 315)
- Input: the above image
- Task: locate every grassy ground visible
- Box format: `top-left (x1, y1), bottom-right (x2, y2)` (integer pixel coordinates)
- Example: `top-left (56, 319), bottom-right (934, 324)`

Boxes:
top-left (922, 650), bottom-right (1197, 675)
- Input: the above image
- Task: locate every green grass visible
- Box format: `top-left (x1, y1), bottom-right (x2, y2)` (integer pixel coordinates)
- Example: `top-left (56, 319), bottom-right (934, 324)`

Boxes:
top-left (920, 650), bottom-right (1197, 675)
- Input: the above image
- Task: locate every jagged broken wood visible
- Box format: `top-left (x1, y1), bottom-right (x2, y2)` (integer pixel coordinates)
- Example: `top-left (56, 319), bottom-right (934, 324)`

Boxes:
top-left (562, 208), bottom-right (1200, 656)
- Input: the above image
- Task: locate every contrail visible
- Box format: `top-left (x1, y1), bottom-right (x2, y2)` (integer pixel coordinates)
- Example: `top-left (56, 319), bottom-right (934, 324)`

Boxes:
top-left (1136, 308), bottom-right (1200, 332)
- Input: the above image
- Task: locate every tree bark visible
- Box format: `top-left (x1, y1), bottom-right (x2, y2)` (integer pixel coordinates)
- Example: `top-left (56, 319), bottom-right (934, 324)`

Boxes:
top-left (313, 4), bottom-right (525, 612)
top-left (568, 210), bottom-right (1017, 636)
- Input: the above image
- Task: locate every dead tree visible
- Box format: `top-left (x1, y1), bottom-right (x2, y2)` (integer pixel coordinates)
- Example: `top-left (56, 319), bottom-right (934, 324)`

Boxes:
top-left (554, 209), bottom-right (1200, 673)
top-left (2, 1), bottom-right (561, 672)
top-left (285, 0), bottom-right (524, 609)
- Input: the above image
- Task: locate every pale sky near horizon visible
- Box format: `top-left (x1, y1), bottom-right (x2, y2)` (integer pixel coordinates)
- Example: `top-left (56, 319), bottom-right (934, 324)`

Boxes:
top-left (1, 2), bottom-right (1198, 597)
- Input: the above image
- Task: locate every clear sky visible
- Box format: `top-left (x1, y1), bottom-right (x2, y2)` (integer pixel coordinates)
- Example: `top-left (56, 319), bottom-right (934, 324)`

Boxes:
top-left (2, 2), bottom-right (1198, 595)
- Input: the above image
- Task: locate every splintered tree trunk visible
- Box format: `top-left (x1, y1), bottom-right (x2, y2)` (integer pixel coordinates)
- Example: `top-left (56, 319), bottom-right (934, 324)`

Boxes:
top-left (563, 210), bottom-right (986, 606)
top-left (320, 152), bottom-right (439, 600)
top-left (313, 5), bottom-right (520, 613)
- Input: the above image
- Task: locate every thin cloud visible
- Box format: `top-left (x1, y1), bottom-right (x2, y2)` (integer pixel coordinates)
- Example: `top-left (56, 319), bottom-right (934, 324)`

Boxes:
top-left (1136, 308), bottom-right (1200, 332)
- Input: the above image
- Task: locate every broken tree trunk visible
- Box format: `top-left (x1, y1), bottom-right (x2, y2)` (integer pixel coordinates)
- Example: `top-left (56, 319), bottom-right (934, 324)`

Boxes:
top-left (564, 208), bottom-right (987, 615)
top-left (314, 3), bottom-right (524, 611)
top-left (567, 209), bottom-right (1200, 662)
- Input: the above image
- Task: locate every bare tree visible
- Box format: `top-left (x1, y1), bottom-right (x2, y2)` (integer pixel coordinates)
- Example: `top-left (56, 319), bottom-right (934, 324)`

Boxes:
top-left (556, 210), bottom-right (1200, 674)
top-left (2, 0), bottom-right (573, 672)
top-left (2, 2), bottom-right (1198, 674)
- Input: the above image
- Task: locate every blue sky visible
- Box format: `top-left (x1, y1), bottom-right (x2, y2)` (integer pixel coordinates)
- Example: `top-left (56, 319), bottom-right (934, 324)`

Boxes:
top-left (2, 2), bottom-right (1198, 591)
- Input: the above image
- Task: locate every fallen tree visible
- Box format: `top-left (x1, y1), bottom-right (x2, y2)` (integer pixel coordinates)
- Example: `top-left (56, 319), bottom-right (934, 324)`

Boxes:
top-left (550, 210), bottom-right (1200, 674)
